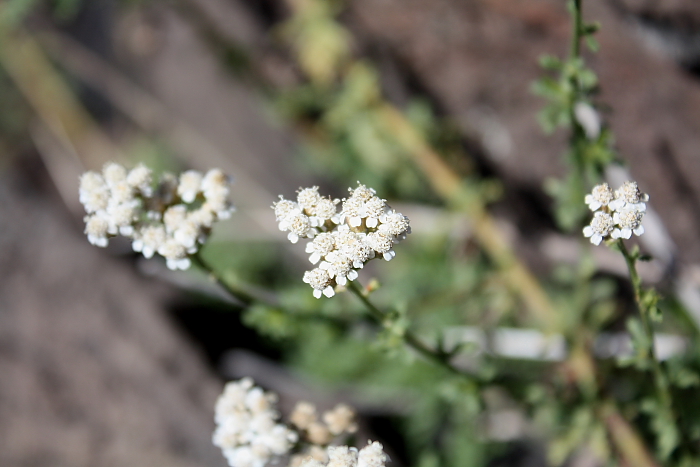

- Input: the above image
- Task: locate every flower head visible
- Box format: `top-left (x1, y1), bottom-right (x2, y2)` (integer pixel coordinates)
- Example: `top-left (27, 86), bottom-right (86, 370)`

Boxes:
top-left (78, 162), bottom-right (234, 269)
top-left (609, 181), bottom-right (649, 212)
top-left (612, 209), bottom-right (645, 239)
top-left (583, 211), bottom-right (614, 245)
top-left (213, 378), bottom-right (298, 467)
top-left (275, 183), bottom-right (410, 298)
top-left (584, 183), bottom-right (614, 211)
top-left (303, 268), bottom-right (335, 299)
top-left (322, 404), bottom-right (357, 436)
top-left (583, 180), bottom-right (648, 246)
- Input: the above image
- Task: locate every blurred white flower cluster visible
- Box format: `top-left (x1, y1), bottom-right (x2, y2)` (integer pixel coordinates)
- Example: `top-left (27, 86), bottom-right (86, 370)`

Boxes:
top-left (297, 442), bottom-right (389, 467)
top-left (583, 181), bottom-right (649, 245)
top-left (213, 378), bottom-right (299, 467)
top-left (289, 401), bottom-right (357, 449)
top-left (79, 162), bottom-right (233, 270)
top-left (273, 184), bottom-right (410, 298)
top-left (212, 379), bottom-right (388, 467)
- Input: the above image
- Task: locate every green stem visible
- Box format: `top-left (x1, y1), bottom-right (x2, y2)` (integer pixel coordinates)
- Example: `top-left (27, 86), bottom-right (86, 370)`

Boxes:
top-left (191, 251), bottom-right (257, 307)
top-left (617, 240), bottom-right (673, 413)
top-left (570, 0), bottom-right (583, 60)
top-left (346, 280), bottom-right (467, 378)
top-left (568, 0), bottom-right (587, 180)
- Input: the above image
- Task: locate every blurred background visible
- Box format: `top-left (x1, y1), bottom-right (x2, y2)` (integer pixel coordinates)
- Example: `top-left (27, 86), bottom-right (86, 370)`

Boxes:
top-left (3, 0), bottom-right (700, 466)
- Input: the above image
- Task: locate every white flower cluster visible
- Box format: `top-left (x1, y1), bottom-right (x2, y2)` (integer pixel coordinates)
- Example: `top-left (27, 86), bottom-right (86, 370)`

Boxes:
top-left (273, 184), bottom-right (410, 298)
top-left (79, 162), bottom-right (234, 270)
top-left (290, 401), bottom-right (358, 446)
top-left (213, 378), bottom-right (299, 467)
top-left (583, 181), bottom-right (649, 245)
top-left (297, 442), bottom-right (389, 467)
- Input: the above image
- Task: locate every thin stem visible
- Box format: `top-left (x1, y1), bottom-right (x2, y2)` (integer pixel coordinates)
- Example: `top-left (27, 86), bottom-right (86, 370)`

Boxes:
top-left (191, 251), bottom-right (256, 307)
top-left (567, 0), bottom-right (587, 186)
top-left (346, 280), bottom-right (467, 378)
top-left (617, 240), bottom-right (673, 412)
top-left (569, 0), bottom-right (583, 60)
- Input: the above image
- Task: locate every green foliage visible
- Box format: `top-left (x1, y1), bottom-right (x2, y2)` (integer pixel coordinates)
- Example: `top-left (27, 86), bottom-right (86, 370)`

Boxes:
top-left (0, 0), bottom-right (83, 26)
top-left (641, 397), bottom-right (680, 459)
top-left (0, 0), bottom-right (41, 26)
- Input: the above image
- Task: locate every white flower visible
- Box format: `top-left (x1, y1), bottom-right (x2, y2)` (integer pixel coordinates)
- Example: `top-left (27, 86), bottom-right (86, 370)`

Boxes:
top-left (319, 251), bottom-right (357, 286)
top-left (362, 196), bottom-right (387, 228)
top-left (298, 186), bottom-right (322, 211)
top-left (178, 170), bottom-right (203, 203)
top-left (327, 446), bottom-right (359, 467)
top-left (584, 183), bottom-right (614, 211)
top-left (365, 231), bottom-right (395, 260)
top-left (357, 442), bottom-right (389, 467)
top-left (609, 181), bottom-right (649, 212)
top-left (84, 214), bottom-right (110, 247)
top-left (349, 184), bottom-right (376, 202)
top-left (290, 401), bottom-right (318, 430)
top-left (583, 211), bottom-right (614, 245)
top-left (378, 211), bottom-right (410, 240)
top-left (79, 171), bottom-right (109, 213)
top-left (300, 459), bottom-right (328, 467)
top-left (310, 197), bottom-right (339, 227)
top-left (189, 207), bottom-right (216, 228)
top-left (334, 228), bottom-right (373, 268)
top-left (273, 197), bottom-right (299, 221)
top-left (158, 239), bottom-right (191, 270)
top-left (102, 161), bottom-right (128, 187)
top-left (340, 197), bottom-right (364, 227)
top-left (322, 404), bottom-right (357, 436)
top-left (80, 163), bottom-right (234, 267)
top-left (132, 225), bottom-right (167, 258)
top-left (303, 268), bottom-right (335, 299)
top-left (109, 180), bottom-right (136, 205)
top-left (277, 183), bottom-right (409, 298)
top-left (213, 379), bottom-right (298, 467)
top-left (306, 233), bottom-right (336, 264)
top-left (106, 201), bottom-right (139, 236)
top-left (126, 164), bottom-right (153, 196)
top-left (163, 205), bottom-right (188, 232)
top-left (612, 209), bottom-right (645, 239)
top-left (282, 212), bottom-right (315, 244)
top-left (174, 220), bottom-right (201, 250)
top-left (583, 180), bottom-right (648, 246)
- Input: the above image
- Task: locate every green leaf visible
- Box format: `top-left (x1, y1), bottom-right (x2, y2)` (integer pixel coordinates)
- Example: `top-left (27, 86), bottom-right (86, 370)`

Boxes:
top-left (582, 22), bottom-right (601, 35)
top-left (577, 68), bottom-right (599, 91)
top-left (242, 304), bottom-right (298, 340)
top-left (585, 35), bottom-right (600, 53)
top-left (539, 54), bottom-right (563, 71)
top-left (642, 399), bottom-right (680, 459)
top-left (531, 76), bottom-right (563, 99)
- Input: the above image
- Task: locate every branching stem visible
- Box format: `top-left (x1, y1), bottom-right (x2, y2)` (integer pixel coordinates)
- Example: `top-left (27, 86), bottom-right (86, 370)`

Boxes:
top-left (346, 281), bottom-right (468, 378)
